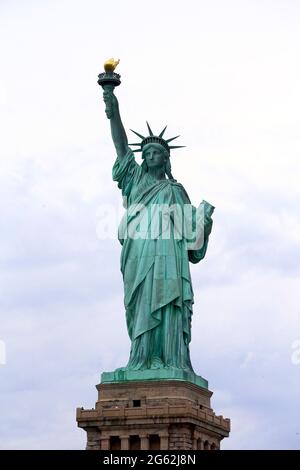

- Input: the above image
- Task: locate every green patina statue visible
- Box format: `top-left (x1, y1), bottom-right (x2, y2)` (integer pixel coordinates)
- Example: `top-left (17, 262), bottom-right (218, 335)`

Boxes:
top-left (98, 60), bottom-right (214, 388)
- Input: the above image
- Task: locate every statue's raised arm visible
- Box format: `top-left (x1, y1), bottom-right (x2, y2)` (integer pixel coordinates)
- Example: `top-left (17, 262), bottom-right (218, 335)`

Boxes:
top-left (103, 90), bottom-right (128, 159)
top-left (98, 58), bottom-right (128, 159)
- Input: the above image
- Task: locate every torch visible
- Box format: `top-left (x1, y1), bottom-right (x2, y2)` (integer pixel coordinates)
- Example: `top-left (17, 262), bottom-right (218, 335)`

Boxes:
top-left (97, 58), bottom-right (121, 119)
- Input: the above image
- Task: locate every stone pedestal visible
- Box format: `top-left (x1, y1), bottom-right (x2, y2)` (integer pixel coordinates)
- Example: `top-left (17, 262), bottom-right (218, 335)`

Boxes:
top-left (77, 380), bottom-right (230, 450)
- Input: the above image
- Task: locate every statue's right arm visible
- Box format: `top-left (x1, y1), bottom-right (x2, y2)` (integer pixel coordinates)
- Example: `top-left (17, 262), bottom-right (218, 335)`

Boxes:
top-left (103, 90), bottom-right (128, 159)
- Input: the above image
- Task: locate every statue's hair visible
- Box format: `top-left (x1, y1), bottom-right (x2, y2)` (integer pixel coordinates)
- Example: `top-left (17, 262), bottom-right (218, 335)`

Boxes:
top-left (141, 145), bottom-right (176, 181)
top-left (165, 158), bottom-right (176, 181)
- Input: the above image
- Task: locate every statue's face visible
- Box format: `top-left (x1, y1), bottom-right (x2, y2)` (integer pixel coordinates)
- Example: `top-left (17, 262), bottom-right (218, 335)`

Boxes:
top-left (143, 143), bottom-right (167, 169)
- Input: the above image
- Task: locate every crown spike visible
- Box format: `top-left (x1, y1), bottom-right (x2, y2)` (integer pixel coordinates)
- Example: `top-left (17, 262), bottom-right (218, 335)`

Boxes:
top-left (146, 121), bottom-right (154, 136)
top-left (166, 135), bottom-right (180, 143)
top-left (132, 149), bottom-right (142, 153)
top-left (169, 145), bottom-right (186, 149)
top-left (159, 125), bottom-right (167, 138)
top-left (129, 143), bottom-right (142, 146)
top-left (130, 129), bottom-right (145, 140)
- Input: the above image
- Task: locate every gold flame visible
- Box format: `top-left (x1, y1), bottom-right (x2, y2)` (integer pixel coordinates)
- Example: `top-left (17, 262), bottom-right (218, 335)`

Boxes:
top-left (104, 58), bottom-right (120, 73)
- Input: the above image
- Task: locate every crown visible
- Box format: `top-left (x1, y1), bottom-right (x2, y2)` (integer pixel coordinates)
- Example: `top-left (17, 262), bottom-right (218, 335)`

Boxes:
top-left (129, 122), bottom-right (185, 154)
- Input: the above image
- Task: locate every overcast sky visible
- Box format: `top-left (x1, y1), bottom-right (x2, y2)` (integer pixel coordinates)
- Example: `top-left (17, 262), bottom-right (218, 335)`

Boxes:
top-left (0, 0), bottom-right (300, 449)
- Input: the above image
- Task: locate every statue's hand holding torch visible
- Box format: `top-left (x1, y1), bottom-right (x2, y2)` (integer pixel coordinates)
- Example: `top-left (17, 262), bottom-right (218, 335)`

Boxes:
top-left (103, 88), bottom-right (118, 120)
top-left (98, 58), bottom-right (121, 120)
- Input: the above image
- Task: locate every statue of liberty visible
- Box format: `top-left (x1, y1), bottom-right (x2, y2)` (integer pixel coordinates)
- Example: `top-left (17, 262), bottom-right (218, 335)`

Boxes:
top-left (99, 60), bottom-right (214, 386)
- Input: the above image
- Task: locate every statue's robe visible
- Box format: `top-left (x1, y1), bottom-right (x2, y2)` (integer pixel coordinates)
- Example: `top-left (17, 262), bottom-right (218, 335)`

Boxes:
top-left (113, 149), bottom-right (214, 371)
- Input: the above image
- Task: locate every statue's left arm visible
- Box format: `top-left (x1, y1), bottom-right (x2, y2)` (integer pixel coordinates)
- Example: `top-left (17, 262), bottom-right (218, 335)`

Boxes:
top-left (188, 200), bottom-right (214, 264)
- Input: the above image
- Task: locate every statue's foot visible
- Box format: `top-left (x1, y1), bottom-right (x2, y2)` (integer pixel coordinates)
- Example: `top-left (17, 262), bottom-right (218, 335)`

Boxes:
top-left (150, 357), bottom-right (165, 370)
top-left (114, 366), bottom-right (127, 372)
